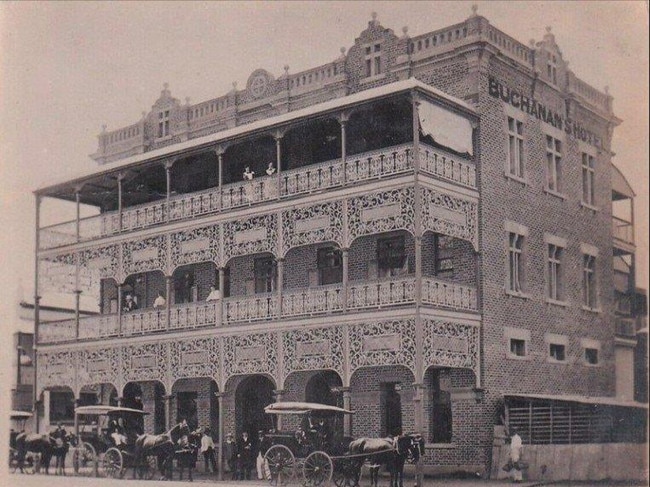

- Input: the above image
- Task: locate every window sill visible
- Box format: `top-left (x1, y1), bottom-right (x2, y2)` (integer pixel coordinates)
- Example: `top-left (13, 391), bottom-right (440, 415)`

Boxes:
top-left (582, 361), bottom-right (601, 367)
top-left (580, 202), bottom-right (600, 212)
top-left (504, 173), bottom-right (528, 185)
top-left (505, 290), bottom-right (530, 299)
top-left (360, 73), bottom-right (386, 85)
top-left (156, 135), bottom-right (173, 142)
top-left (506, 353), bottom-right (530, 361)
top-left (582, 305), bottom-right (601, 313)
top-left (425, 443), bottom-right (456, 449)
top-left (546, 298), bottom-right (568, 307)
top-left (546, 357), bottom-right (568, 365)
top-left (544, 188), bottom-right (566, 200)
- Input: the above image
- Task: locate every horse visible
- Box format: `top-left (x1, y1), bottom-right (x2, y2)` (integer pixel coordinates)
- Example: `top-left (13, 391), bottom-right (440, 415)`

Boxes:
top-left (51, 434), bottom-right (72, 475)
top-left (171, 427), bottom-right (202, 481)
top-left (14, 433), bottom-right (56, 474)
top-left (348, 434), bottom-right (424, 487)
top-left (132, 421), bottom-right (191, 480)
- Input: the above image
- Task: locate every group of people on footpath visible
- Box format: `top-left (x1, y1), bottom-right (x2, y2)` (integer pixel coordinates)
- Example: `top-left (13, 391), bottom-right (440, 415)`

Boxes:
top-left (223, 430), bottom-right (269, 480)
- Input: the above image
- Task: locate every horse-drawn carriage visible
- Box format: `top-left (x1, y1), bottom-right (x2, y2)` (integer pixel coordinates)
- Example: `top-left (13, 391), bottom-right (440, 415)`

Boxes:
top-left (72, 405), bottom-right (156, 478)
top-left (8, 410), bottom-right (35, 474)
top-left (262, 401), bottom-right (359, 487)
top-left (262, 402), bottom-right (424, 487)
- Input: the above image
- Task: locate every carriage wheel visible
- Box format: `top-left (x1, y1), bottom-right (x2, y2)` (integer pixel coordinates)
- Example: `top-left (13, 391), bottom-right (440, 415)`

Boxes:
top-left (141, 454), bottom-right (158, 480)
top-left (303, 451), bottom-right (333, 487)
top-left (332, 458), bottom-right (358, 487)
top-left (102, 447), bottom-right (124, 478)
top-left (72, 442), bottom-right (97, 476)
top-left (264, 444), bottom-right (295, 486)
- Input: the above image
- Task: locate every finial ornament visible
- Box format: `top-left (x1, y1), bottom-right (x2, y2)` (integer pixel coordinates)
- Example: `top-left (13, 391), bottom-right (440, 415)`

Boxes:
top-left (340, 47), bottom-right (346, 55)
top-left (471, 4), bottom-right (478, 16)
top-left (284, 65), bottom-right (289, 73)
top-left (402, 26), bottom-right (408, 35)
top-left (546, 26), bottom-right (552, 33)
top-left (102, 124), bottom-right (107, 132)
top-left (371, 12), bottom-right (377, 21)
top-left (163, 82), bottom-right (169, 90)
top-left (232, 81), bottom-right (237, 89)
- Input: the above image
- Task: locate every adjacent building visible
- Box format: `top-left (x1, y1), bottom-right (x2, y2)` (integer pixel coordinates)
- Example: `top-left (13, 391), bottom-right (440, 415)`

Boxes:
top-left (32, 9), bottom-right (646, 480)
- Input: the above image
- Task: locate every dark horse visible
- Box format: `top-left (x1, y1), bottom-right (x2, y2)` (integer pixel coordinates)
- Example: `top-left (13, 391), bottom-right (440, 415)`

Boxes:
top-left (14, 432), bottom-right (71, 475)
top-left (348, 435), bottom-right (424, 487)
top-left (132, 422), bottom-right (190, 480)
top-left (166, 427), bottom-right (201, 481)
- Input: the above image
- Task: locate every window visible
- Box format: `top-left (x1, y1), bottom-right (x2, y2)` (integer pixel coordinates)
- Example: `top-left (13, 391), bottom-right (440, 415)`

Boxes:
top-left (505, 327), bottom-right (530, 359)
top-left (547, 244), bottom-right (563, 301)
top-left (581, 338), bottom-right (601, 366)
top-left (429, 370), bottom-right (452, 443)
top-left (583, 253), bottom-right (597, 308)
top-left (549, 343), bottom-right (566, 361)
top-left (510, 339), bottom-right (526, 357)
top-left (434, 234), bottom-right (454, 274)
top-left (364, 43), bottom-right (382, 77)
top-left (377, 236), bottom-right (407, 278)
top-left (581, 152), bottom-right (595, 206)
top-left (158, 110), bottom-right (170, 138)
top-left (508, 232), bottom-right (524, 293)
top-left (507, 117), bottom-right (525, 178)
top-left (545, 135), bottom-right (562, 192)
top-left (585, 348), bottom-right (599, 365)
top-left (254, 257), bottom-right (276, 294)
top-left (547, 53), bottom-right (558, 85)
top-left (317, 247), bottom-right (342, 285)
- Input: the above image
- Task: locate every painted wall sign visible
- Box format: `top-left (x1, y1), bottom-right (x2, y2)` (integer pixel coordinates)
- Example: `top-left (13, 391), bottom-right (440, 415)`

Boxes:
top-left (488, 76), bottom-right (603, 149)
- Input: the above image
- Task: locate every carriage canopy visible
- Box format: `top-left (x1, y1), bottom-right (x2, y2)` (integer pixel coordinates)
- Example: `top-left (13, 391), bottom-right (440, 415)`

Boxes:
top-left (264, 402), bottom-right (354, 416)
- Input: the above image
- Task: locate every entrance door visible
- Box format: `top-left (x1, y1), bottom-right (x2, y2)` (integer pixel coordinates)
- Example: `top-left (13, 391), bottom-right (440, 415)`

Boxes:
top-left (236, 376), bottom-right (275, 435)
top-left (381, 383), bottom-right (402, 437)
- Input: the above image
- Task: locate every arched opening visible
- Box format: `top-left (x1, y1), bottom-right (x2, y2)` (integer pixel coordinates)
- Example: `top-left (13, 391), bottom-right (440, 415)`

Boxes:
top-left (172, 261), bottom-right (219, 304)
top-left (122, 270), bottom-right (166, 310)
top-left (46, 386), bottom-right (76, 427)
top-left (172, 378), bottom-right (219, 434)
top-left (171, 151), bottom-right (218, 195)
top-left (346, 98), bottom-right (413, 156)
top-left (235, 375), bottom-right (275, 436)
top-left (123, 381), bottom-right (166, 434)
top-left (79, 383), bottom-right (118, 407)
top-left (223, 135), bottom-right (276, 185)
top-left (305, 371), bottom-right (342, 406)
top-left (283, 117), bottom-right (341, 170)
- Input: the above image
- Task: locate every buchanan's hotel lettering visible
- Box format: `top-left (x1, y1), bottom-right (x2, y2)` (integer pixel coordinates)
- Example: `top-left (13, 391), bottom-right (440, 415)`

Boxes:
top-left (488, 76), bottom-right (603, 149)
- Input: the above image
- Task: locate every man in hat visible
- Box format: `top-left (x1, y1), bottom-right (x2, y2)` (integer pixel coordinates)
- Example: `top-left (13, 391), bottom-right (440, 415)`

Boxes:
top-left (237, 431), bottom-right (253, 480)
top-left (123, 294), bottom-right (138, 312)
top-left (200, 427), bottom-right (218, 474)
top-left (223, 432), bottom-right (236, 479)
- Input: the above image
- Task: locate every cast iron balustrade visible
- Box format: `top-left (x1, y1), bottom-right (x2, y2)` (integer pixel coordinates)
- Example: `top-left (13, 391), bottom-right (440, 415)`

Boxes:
top-left (169, 301), bottom-right (218, 330)
top-left (347, 277), bottom-right (416, 310)
top-left (36, 276), bottom-right (478, 344)
top-left (281, 284), bottom-right (344, 317)
top-left (421, 277), bottom-right (477, 310)
top-left (612, 216), bottom-right (634, 246)
top-left (78, 314), bottom-right (120, 339)
top-left (419, 146), bottom-right (476, 188)
top-left (223, 292), bottom-right (279, 324)
top-left (38, 143), bottom-right (474, 251)
top-left (121, 308), bottom-right (167, 335)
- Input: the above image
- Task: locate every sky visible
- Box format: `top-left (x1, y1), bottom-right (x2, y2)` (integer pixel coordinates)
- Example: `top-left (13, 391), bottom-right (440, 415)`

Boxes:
top-left (0, 0), bottom-right (647, 411)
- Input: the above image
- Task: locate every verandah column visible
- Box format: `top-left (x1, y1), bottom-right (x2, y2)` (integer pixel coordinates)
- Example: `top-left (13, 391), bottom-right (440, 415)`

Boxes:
top-left (33, 195), bottom-right (41, 432)
top-left (164, 160), bottom-right (174, 222)
top-left (276, 258), bottom-right (284, 318)
top-left (412, 90), bottom-right (424, 487)
top-left (341, 387), bottom-right (352, 436)
top-left (165, 275), bottom-right (172, 331)
top-left (342, 248), bottom-right (349, 312)
top-left (216, 146), bottom-right (225, 209)
top-left (338, 112), bottom-right (350, 185)
top-left (117, 172), bottom-right (125, 232)
top-left (163, 394), bottom-right (174, 430)
top-left (217, 267), bottom-right (226, 325)
top-left (274, 131), bottom-right (283, 199)
top-left (215, 392), bottom-right (225, 480)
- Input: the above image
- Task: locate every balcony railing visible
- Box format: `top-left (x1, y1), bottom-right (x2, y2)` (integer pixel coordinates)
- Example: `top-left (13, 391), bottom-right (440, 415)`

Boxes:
top-left (37, 277), bottom-right (477, 344)
top-left (421, 278), bottom-right (477, 311)
top-left (38, 143), bottom-right (474, 251)
top-left (612, 217), bottom-right (634, 246)
top-left (615, 318), bottom-right (636, 338)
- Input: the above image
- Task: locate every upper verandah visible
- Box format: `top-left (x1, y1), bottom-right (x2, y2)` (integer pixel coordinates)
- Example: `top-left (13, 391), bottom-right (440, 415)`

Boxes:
top-left (86, 8), bottom-right (615, 169)
top-left (36, 78), bottom-right (476, 198)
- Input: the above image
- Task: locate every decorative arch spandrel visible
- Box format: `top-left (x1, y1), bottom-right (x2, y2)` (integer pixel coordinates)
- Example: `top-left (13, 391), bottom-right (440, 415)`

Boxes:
top-left (223, 332), bottom-right (278, 380)
top-left (422, 319), bottom-right (479, 373)
top-left (121, 342), bottom-right (168, 385)
top-left (420, 187), bottom-right (478, 251)
top-left (348, 187), bottom-right (415, 243)
top-left (77, 346), bottom-right (120, 392)
top-left (281, 201), bottom-right (344, 256)
top-left (282, 326), bottom-right (345, 381)
top-left (122, 235), bottom-right (168, 276)
top-left (37, 350), bottom-right (78, 395)
top-left (223, 214), bottom-right (277, 263)
top-left (348, 318), bottom-right (417, 378)
top-left (169, 337), bottom-right (220, 382)
top-left (170, 224), bottom-right (220, 269)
